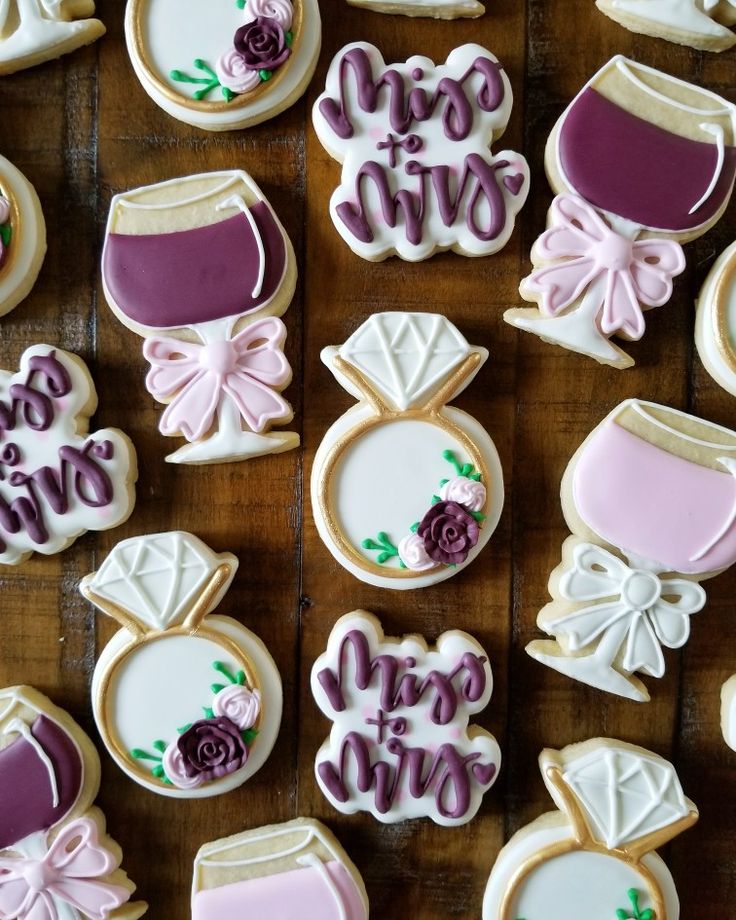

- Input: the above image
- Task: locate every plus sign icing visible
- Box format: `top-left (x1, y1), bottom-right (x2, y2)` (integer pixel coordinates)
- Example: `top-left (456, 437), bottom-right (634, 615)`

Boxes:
top-left (527, 399), bottom-right (736, 701)
top-left (312, 42), bottom-right (529, 262)
top-left (311, 611), bottom-right (501, 826)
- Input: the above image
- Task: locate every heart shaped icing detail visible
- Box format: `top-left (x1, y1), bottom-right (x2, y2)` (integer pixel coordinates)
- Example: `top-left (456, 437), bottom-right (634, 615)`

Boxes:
top-left (472, 761), bottom-right (497, 785)
top-left (504, 173), bottom-right (525, 196)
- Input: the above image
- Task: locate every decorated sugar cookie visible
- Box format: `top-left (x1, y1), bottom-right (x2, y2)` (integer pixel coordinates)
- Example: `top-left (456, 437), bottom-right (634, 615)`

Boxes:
top-left (505, 56), bottom-right (736, 368)
top-left (0, 155), bottom-right (46, 318)
top-left (721, 674), bottom-right (736, 751)
top-left (596, 0), bottom-right (736, 52)
top-left (311, 611), bottom-right (501, 825)
top-left (80, 531), bottom-right (282, 798)
top-left (125, 0), bottom-right (321, 131)
top-left (696, 240), bottom-right (736, 397)
top-left (0, 0), bottom-right (104, 75)
top-left (102, 170), bottom-right (298, 465)
top-left (311, 313), bottom-right (504, 590)
top-left (0, 685), bottom-right (147, 919)
top-left (482, 738), bottom-right (697, 919)
top-left (0, 344), bottom-right (136, 566)
top-left (527, 399), bottom-right (736, 701)
top-left (312, 42), bottom-right (529, 262)
top-left (345, 0), bottom-right (484, 19)
top-left (191, 818), bottom-right (369, 919)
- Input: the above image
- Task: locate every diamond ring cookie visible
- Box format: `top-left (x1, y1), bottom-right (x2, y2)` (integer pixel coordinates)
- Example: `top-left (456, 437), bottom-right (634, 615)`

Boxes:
top-left (0, 0), bottom-right (105, 75)
top-left (695, 240), bottom-right (736, 397)
top-left (102, 170), bottom-right (298, 465)
top-left (311, 611), bottom-right (501, 826)
top-left (596, 0), bottom-right (736, 52)
top-left (80, 531), bottom-right (282, 799)
top-left (0, 685), bottom-right (147, 919)
top-left (311, 312), bottom-right (504, 590)
top-left (482, 738), bottom-right (698, 920)
top-left (312, 42), bottom-right (529, 262)
top-left (191, 818), bottom-right (369, 919)
top-left (0, 344), bottom-right (137, 566)
top-left (125, 0), bottom-right (321, 131)
top-left (527, 399), bottom-right (736, 702)
top-left (0, 155), bottom-right (46, 318)
top-left (505, 56), bottom-right (736, 368)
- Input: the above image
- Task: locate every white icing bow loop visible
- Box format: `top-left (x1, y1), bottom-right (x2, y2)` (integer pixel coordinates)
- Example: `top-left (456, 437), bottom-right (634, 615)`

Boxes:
top-left (552, 543), bottom-right (706, 677)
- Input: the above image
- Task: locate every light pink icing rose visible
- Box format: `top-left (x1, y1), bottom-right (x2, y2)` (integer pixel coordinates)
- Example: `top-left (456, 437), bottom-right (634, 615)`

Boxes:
top-left (398, 532), bottom-right (436, 572)
top-left (439, 476), bottom-right (487, 512)
top-left (215, 48), bottom-right (262, 95)
top-left (212, 685), bottom-right (261, 730)
top-left (244, 0), bottom-right (293, 30)
top-left (162, 741), bottom-right (206, 790)
top-left (0, 197), bottom-right (10, 225)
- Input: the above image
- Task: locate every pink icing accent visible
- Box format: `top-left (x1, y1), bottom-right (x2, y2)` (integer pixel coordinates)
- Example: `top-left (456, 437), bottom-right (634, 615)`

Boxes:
top-left (212, 685), bottom-right (260, 730)
top-left (573, 418), bottom-right (736, 574)
top-left (163, 742), bottom-right (205, 790)
top-left (0, 818), bottom-right (131, 919)
top-left (191, 860), bottom-right (367, 919)
top-left (526, 195), bottom-right (686, 339)
top-left (143, 316), bottom-right (292, 443)
top-left (215, 49), bottom-right (261, 95)
top-left (0, 197), bottom-right (10, 225)
top-left (243, 0), bottom-right (293, 30)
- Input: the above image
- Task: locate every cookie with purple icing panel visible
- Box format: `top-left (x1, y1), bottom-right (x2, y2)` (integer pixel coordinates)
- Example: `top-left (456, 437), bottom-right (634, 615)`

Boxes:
top-left (482, 738), bottom-right (697, 920)
top-left (596, 0), bottom-right (736, 52)
top-left (125, 0), bottom-right (321, 131)
top-left (191, 818), bottom-right (369, 919)
top-left (312, 42), bottom-right (529, 262)
top-left (102, 170), bottom-right (298, 465)
top-left (0, 344), bottom-right (137, 566)
top-left (0, 685), bottom-right (147, 919)
top-left (311, 611), bottom-right (501, 826)
top-left (505, 57), bottom-right (736, 368)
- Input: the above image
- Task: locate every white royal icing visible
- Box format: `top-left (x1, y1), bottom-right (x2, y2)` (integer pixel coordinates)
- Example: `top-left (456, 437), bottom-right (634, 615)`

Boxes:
top-left (0, 0), bottom-right (104, 73)
top-left (721, 673), bottom-right (736, 752)
top-left (696, 239), bottom-right (736, 397)
top-left (0, 155), bottom-right (46, 318)
top-left (604, 0), bottom-right (735, 42)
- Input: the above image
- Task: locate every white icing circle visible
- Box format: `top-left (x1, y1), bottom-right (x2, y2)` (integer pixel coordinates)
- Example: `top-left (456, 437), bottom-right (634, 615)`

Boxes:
top-left (92, 614), bottom-right (282, 798)
top-left (0, 155), bottom-right (46, 318)
top-left (621, 570), bottom-right (661, 609)
top-left (125, 0), bottom-right (321, 131)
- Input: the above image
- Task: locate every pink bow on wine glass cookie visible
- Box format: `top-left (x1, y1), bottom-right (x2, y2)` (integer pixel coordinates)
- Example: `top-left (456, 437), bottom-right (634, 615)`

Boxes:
top-left (0, 818), bottom-right (131, 920)
top-left (143, 317), bottom-right (292, 442)
top-left (523, 194), bottom-right (686, 339)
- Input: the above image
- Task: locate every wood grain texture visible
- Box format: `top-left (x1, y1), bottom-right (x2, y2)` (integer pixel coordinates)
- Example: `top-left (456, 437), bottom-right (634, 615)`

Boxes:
top-left (0, 0), bottom-right (734, 916)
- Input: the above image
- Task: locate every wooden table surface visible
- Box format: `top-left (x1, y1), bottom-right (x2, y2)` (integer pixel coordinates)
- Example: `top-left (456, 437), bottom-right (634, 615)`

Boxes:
top-left (1, 0), bottom-right (735, 916)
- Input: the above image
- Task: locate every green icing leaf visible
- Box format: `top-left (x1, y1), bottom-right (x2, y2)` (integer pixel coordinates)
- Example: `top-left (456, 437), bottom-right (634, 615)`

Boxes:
top-left (152, 739), bottom-right (167, 753)
top-left (469, 472), bottom-right (482, 481)
top-left (236, 670), bottom-right (246, 685)
top-left (361, 538), bottom-right (382, 550)
top-left (285, 30), bottom-right (293, 47)
top-left (130, 748), bottom-right (161, 762)
top-left (0, 224), bottom-right (11, 246)
top-left (203, 707), bottom-right (215, 719)
top-left (151, 764), bottom-right (165, 779)
top-left (362, 531), bottom-right (400, 565)
top-left (236, 0), bottom-right (246, 6)
top-left (242, 728), bottom-right (259, 746)
top-left (461, 463), bottom-right (473, 476)
top-left (377, 551), bottom-right (391, 564)
top-left (431, 494), bottom-right (441, 505)
top-left (177, 723), bottom-right (193, 734)
top-left (470, 510), bottom-right (486, 523)
top-left (213, 661), bottom-right (238, 685)
top-left (211, 683), bottom-right (226, 694)
top-left (259, 69), bottom-right (273, 81)
top-left (410, 522), bottom-right (419, 533)
top-left (170, 59), bottom-right (229, 102)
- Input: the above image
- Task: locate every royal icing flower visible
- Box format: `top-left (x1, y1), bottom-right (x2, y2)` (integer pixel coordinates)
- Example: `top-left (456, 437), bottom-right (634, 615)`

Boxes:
top-left (176, 717), bottom-right (248, 782)
top-left (212, 684), bottom-right (261, 730)
top-left (235, 17), bottom-right (291, 72)
top-left (439, 476), bottom-right (487, 512)
top-left (163, 741), bottom-right (206, 790)
top-left (215, 48), bottom-right (261, 95)
top-left (418, 500), bottom-right (480, 565)
top-left (244, 0), bottom-right (293, 31)
top-left (398, 532), bottom-right (436, 572)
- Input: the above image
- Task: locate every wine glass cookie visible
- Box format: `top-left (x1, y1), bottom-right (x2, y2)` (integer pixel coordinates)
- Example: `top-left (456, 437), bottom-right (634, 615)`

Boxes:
top-left (80, 531), bottom-right (282, 798)
top-left (482, 738), bottom-right (698, 920)
top-left (596, 0), bottom-right (736, 52)
top-left (311, 312), bottom-right (504, 590)
top-left (102, 170), bottom-right (298, 465)
top-left (695, 239), bottom-right (736, 397)
top-left (505, 57), bottom-right (736, 368)
top-left (527, 399), bottom-right (736, 701)
top-left (0, 344), bottom-right (137, 566)
top-left (0, 0), bottom-right (104, 75)
top-left (345, 0), bottom-right (484, 18)
top-left (0, 685), bottom-right (147, 919)
top-left (0, 154), bottom-right (46, 318)
top-left (721, 674), bottom-right (736, 751)
top-left (124, 0), bottom-right (321, 131)
top-left (191, 818), bottom-right (369, 919)
top-left (311, 611), bottom-right (501, 826)
top-left (312, 42), bottom-right (529, 262)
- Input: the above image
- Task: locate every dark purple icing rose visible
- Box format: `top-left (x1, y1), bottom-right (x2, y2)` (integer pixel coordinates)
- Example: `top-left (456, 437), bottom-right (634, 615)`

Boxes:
top-left (418, 500), bottom-right (480, 565)
top-left (176, 717), bottom-right (247, 781)
top-left (234, 17), bottom-right (291, 72)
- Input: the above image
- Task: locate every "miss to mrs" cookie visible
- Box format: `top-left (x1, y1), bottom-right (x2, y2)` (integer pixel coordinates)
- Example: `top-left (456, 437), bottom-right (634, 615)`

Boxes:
top-left (311, 312), bottom-right (504, 590)
top-left (80, 531), bottom-right (282, 799)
